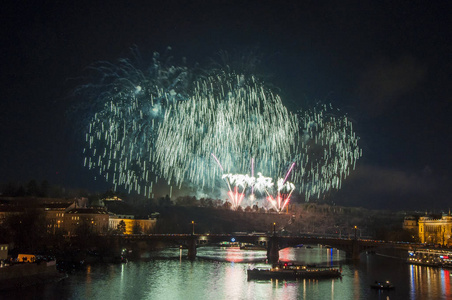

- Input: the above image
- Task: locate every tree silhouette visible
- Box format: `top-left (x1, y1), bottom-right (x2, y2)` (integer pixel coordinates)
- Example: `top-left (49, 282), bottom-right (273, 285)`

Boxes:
top-left (40, 180), bottom-right (49, 197)
top-left (26, 180), bottom-right (40, 196)
top-left (132, 222), bottom-right (142, 234)
top-left (3, 209), bottom-right (47, 252)
top-left (117, 220), bottom-right (126, 234)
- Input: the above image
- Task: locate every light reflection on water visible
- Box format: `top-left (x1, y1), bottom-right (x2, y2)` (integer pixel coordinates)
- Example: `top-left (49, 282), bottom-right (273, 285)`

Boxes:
top-left (197, 246), bottom-right (267, 263)
top-left (279, 246), bottom-right (343, 267)
top-left (1, 246), bottom-right (451, 300)
top-left (409, 264), bottom-right (451, 300)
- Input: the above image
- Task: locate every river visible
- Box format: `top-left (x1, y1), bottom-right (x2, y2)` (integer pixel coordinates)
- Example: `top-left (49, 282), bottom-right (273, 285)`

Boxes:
top-left (1, 245), bottom-right (450, 300)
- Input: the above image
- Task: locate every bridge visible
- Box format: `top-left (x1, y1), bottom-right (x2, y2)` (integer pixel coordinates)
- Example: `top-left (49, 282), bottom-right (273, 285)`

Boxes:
top-left (107, 232), bottom-right (391, 261)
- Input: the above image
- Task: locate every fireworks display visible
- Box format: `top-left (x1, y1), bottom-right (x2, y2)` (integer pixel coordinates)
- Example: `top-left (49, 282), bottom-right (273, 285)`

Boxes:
top-left (79, 50), bottom-right (362, 210)
top-left (79, 49), bottom-right (193, 196)
top-left (292, 104), bottom-right (362, 200)
top-left (155, 72), bottom-right (298, 191)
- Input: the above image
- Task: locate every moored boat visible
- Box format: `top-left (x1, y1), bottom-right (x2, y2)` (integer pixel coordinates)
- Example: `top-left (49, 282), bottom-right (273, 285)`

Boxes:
top-left (407, 249), bottom-right (452, 268)
top-left (247, 263), bottom-right (341, 280)
top-left (240, 244), bottom-right (266, 250)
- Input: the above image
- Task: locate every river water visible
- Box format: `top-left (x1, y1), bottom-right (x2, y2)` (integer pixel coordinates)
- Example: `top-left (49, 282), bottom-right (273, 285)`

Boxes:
top-left (1, 245), bottom-right (451, 300)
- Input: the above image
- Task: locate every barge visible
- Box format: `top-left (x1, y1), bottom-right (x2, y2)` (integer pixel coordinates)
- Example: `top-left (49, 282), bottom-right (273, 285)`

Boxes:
top-left (407, 249), bottom-right (452, 268)
top-left (247, 263), bottom-right (341, 280)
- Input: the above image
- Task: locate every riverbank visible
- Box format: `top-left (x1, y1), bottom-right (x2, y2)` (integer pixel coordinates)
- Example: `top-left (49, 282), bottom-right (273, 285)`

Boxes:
top-left (0, 261), bottom-right (67, 291)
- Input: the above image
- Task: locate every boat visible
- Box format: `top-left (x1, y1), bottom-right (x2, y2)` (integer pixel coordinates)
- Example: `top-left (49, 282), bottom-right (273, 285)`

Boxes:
top-left (247, 263), bottom-right (341, 280)
top-left (370, 281), bottom-right (395, 290)
top-left (240, 244), bottom-right (266, 250)
top-left (407, 250), bottom-right (452, 268)
top-left (216, 241), bottom-right (240, 248)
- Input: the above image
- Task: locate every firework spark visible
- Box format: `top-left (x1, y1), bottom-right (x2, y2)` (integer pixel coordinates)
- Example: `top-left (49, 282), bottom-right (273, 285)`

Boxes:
top-left (266, 178), bottom-right (296, 212)
top-left (222, 173), bottom-right (252, 209)
top-left (154, 72), bottom-right (298, 194)
top-left (79, 50), bottom-right (362, 206)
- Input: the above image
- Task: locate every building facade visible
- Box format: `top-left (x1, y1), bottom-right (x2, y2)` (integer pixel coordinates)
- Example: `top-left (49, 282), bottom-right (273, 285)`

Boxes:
top-left (0, 244), bottom-right (8, 260)
top-left (64, 208), bottom-right (109, 235)
top-left (403, 216), bottom-right (418, 230)
top-left (0, 197), bottom-right (157, 237)
top-left (418, 213), bottom-right (452, 246)
top-left (44, 205), bottom-right (69, 234)
top-left (109, 214), bottom-right (157, 234)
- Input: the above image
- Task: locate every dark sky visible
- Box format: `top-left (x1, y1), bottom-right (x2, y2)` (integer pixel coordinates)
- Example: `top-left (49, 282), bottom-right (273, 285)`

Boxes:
top-left (1, 1), bottom-right (450, 210)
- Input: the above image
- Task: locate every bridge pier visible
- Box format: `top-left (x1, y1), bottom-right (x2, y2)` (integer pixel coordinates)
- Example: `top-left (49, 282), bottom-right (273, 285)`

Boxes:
top-left (267, 235), bottom-right (279, 264)
top-left (187, 235), bottom-right (197, 260)
top-left (345, 239), bottom-right (361, 260)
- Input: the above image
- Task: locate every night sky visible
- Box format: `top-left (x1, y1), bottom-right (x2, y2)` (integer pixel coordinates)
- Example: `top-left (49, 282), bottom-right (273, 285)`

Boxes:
top-left (1, 1), bottom-right (450, 210)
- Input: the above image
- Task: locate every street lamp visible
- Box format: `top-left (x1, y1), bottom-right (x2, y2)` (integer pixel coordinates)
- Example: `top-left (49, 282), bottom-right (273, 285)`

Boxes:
top-left (354, 226), bottom-right (357, 240)
top-left (191, 221), bottom-right (195, 235)
top-left (335, 225), bottom-right (342, 238)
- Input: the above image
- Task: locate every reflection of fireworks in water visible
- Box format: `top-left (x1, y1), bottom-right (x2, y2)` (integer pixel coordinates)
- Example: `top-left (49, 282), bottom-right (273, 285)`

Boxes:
top-left (79, 49), bottom-right (361, 204)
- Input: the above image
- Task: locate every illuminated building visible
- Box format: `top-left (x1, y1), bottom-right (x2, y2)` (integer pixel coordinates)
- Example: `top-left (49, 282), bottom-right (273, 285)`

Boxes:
top-left (418, 212), bottom-right (452, 246)
top-left (0, 206), bottom-right (23, 223)
top-left (43, 200), bottom-right (76, 234)
top-left (0, 196), bottom-right (155, 236)
top-left (0, 244), bottom-right (8, 260)
top-left (102, 197), bottom-right (157, 234)
top-left (0, 197), bottom-right (74, 234)
top-left (64, 208), bottom-right (109, 235)
top-left (42, 198), bottom-right (108, 235)
top-left (103, 196), bottom-right (123, 201)
top-left (109, 214), bottom-right (157, 234)
top-left (403, 216), bottom-right (418, 230)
